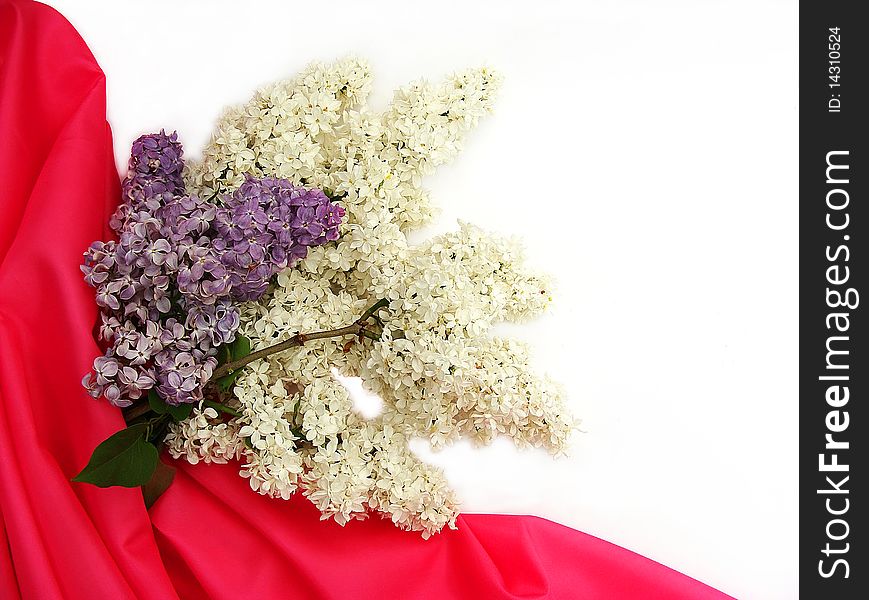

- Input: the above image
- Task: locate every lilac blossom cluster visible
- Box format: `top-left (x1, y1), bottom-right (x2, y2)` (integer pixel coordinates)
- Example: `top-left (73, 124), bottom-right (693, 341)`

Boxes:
top-left (214, 177), bottom-right (344, 301)
top-left (81, 131), bottom-right (345, 407)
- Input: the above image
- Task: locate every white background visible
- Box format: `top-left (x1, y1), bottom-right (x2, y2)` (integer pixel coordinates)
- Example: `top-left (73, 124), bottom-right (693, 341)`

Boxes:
top-left (45, 1), bottom-right (799, 598)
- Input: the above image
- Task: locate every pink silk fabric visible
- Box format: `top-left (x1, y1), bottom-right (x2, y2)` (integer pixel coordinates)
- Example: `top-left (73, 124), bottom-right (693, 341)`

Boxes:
top-left (0, 2), bottom-right (734, 598)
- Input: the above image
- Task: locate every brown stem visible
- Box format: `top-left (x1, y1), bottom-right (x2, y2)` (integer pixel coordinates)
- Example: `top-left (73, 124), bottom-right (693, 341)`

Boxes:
top-left (121, 324), bottom-right (367, 424)
top-left (121, 299), bottom-right (389, 424)
top-left (211, 323), bottom-right (375, 380)
top-left (123, 402), bottom-right (153, 422)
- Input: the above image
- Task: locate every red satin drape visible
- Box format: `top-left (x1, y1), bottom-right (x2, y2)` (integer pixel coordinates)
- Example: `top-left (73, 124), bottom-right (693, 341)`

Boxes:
top-left (0, 2), bottom-right (733, 598)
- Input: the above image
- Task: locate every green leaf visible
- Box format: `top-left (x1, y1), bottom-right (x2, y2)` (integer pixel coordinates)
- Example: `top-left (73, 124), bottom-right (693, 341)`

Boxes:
top-left (167, 403), bottom-right (192, 421)
top-left (209, 335), bottom-right (252, 392)
top-left (229, 335), bottom-right (251, 361)
top-left (142, 459), bottom-right (176, 508)
top-left (72, 424), bottom-right (159, 488)
top-left (148, 389), bottom-right (193, 421)
top-left (148, 389), bottom-right (167, 414)
top-left (203, 399), bottom-right (242, 418)
top-left (218, 343), bottom-right (232, 366)
top-left (214, 369), bottom-right (243, 392)
top-left (217, 334), bottom-right (250, 366)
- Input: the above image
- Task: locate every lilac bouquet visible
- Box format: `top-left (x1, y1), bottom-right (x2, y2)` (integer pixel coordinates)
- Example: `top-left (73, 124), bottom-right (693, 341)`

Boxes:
top-left (73, 60), bottom-right (572, 538)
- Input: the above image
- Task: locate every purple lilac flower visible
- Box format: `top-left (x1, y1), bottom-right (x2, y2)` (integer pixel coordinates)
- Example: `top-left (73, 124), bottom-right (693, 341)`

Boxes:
top-left (154, 350), bottom-right (217, 405)
top-left (119, 130), bottom-right (185, 213)
top-left (215, 176), bottom-right (345, 301)
top-left (82, 133), bottom-right (345, 407)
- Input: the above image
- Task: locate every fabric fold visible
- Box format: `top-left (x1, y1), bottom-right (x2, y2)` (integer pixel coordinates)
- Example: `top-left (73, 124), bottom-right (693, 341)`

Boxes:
top-left (0, 1), bottom-right (733, 598)
top-left (0, 2), bottom-right (178, 599)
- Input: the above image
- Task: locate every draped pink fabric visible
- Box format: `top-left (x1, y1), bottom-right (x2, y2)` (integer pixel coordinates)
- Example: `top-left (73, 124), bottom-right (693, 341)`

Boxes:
top-left (0, 2), bottom-right (733, 598)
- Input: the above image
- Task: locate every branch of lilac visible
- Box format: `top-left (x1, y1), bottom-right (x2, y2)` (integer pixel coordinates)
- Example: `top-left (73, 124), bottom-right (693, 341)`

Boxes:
top-left (121, 299), bottom-right (389, 424)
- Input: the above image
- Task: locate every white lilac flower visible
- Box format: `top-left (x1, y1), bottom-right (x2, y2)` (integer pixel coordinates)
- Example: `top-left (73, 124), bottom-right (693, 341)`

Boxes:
top-left (164, 407), bottom-right (244, 465)
top-left (169, 58), bottom-right (575, 539)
